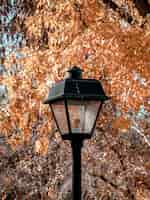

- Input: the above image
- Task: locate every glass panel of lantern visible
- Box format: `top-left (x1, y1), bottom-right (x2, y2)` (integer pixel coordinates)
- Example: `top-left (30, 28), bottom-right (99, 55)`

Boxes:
top-left (67, 100), bottom-right (101, 134)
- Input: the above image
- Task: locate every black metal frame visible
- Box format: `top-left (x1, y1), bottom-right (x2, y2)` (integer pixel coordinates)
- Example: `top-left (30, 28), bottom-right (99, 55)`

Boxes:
top-left (44, 66), bottom-right (110, 200)
top-left (64, 98), bottom-right (72, 134)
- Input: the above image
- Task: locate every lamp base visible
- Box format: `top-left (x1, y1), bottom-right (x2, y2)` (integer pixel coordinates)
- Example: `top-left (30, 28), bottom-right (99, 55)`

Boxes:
top-left (61, 133), bottom-right (91, 141)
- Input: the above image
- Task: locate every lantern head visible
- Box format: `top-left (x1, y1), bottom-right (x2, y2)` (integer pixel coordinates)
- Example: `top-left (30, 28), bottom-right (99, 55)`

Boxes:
top-left (44, 66), bottom-right (109, 140)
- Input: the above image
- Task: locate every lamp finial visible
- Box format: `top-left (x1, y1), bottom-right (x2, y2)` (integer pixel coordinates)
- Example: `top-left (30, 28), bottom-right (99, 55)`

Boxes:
top-left (67, 66), bottom-right (83, 79)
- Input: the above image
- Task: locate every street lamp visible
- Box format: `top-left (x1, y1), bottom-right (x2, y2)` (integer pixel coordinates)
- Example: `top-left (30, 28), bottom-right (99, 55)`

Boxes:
top-left (44, 66), bottom-right (109, 200)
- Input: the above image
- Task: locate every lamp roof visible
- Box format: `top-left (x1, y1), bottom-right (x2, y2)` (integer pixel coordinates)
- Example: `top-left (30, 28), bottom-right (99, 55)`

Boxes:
top-left (43, 78), bottom-right (109, 104)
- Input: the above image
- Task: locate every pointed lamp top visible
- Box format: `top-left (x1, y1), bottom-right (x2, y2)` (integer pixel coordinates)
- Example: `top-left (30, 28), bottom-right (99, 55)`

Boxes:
top-left (67, 66), bottom-right (83, 79)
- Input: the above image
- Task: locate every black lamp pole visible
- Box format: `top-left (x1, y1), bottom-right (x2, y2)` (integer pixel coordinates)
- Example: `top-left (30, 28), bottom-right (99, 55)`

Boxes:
top-left (43, 66), bottom-right (109, 200)
top-left (71, 138), bottom-right (83, 200)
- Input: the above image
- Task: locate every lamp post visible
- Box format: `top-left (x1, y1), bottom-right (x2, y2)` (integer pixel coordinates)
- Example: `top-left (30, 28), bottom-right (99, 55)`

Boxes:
top-left (44, 66), bottom-right (109, 200)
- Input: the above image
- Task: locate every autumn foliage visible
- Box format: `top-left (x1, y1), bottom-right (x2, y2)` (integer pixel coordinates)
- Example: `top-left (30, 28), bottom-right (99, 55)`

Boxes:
top-left (0, 0), bottom-right (150, 199)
